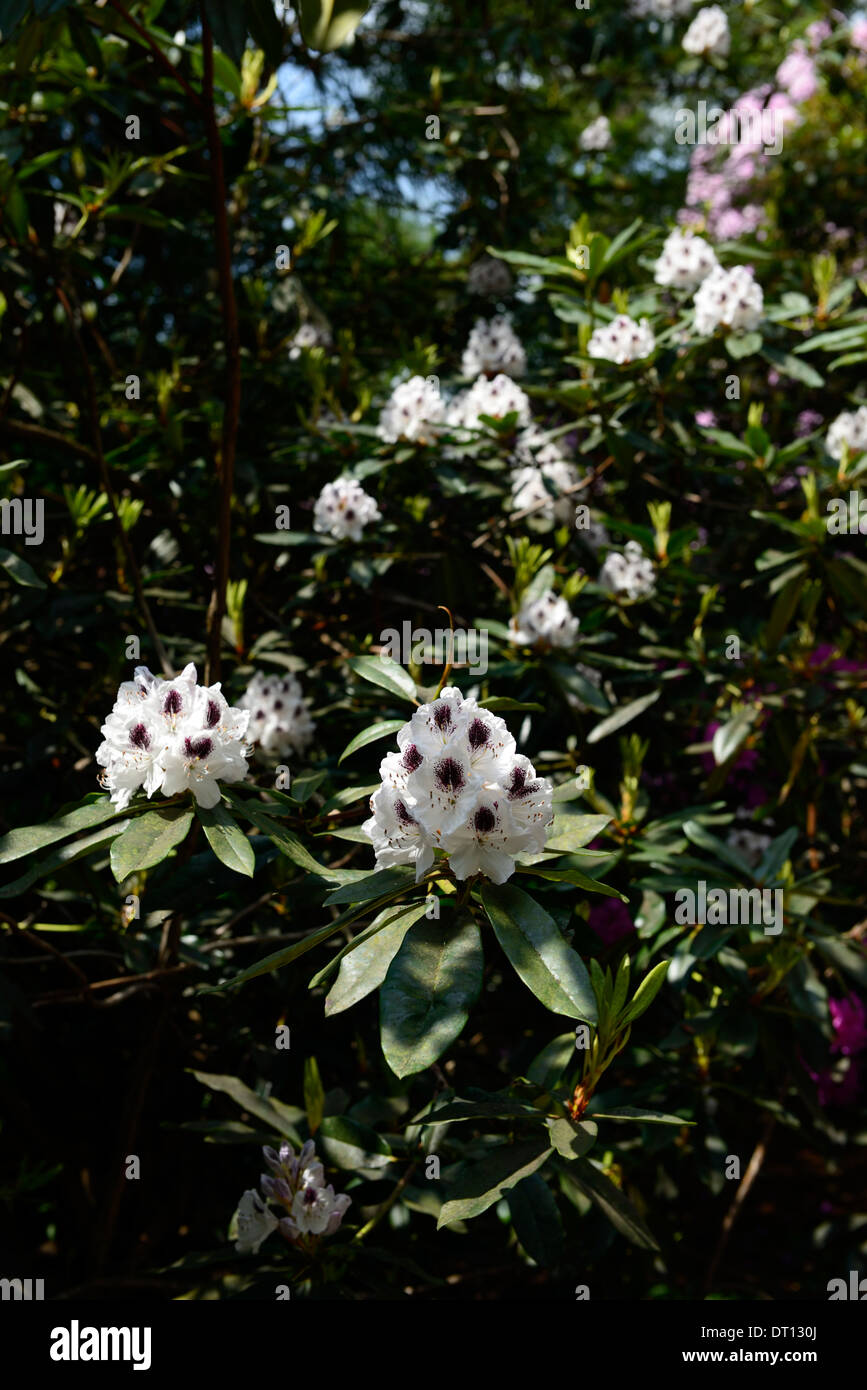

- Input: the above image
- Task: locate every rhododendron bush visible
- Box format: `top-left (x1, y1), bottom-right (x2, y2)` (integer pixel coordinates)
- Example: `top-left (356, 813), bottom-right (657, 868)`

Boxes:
top-left (0, 0), bottom-right (865, 1311)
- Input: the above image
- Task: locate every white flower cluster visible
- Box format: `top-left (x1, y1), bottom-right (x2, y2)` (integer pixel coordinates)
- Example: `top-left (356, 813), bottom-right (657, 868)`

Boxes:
top-left (826, 406), bottom-right (867, 461)
top-left (682, 5), bottom-right (730, 57)
top-left (508, 589), bottom-right (580, 649)
top-left (238, 671), bottom-right (316, 759)
top-left (461, 315), bottom-right (527, 378)
top-left (447, 373), bottom-right (531, 430)
top-left (598, 541), bottom-right (657, 600)
top-left (377, 374), bottom-right (446, 443)
top-left (313, 477), bottom-right (381, 541)
top-left (509, 426), bottom-right (579, 527)
top-left (653, 228), bottom-right (719, 290)
top-left (467, 254), bottom-right (513, 296)
top-left (289, 322), bottom-right (331, 359)
top-left (580, 116), bottom-right (612, 152)
top-left (588, 314), bottom-right (656, 365)
top-left (692, 264), bottom-right (764, 336)
top-left (96, 664), bottom-right (250, 812)
top-left (363, 686), bottom-right (554, 885)
top-left (234, 1141), bottom-right (351, 1254)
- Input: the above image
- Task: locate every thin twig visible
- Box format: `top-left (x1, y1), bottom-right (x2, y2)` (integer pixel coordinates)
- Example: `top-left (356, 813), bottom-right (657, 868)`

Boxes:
top-left (704, 1112), bottom-right (776, 1293)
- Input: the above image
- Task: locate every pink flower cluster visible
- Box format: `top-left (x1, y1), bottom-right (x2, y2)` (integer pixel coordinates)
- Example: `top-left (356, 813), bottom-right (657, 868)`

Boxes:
top-left (679, 42), bottom-right (819, 241)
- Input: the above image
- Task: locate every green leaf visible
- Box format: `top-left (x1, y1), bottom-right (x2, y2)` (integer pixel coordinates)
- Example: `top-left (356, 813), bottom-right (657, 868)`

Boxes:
top-left (760, 347), bottom-right (824, 389)
top-left (527, 1033), bottom-right (576, 1089)
top-left (223, 789), bottom-right (335, 878)
top-left (0, 796), bottom-right (127, 865)
top-left (203, 0), bottom-right (247, 65)
top-left (415, 1096), bottom-right (545, 1126)
top-left (244, 0), bottom-right (284, 66)
top-left (197, 803), bottom-right (255, 877)
top-left (620, 959), bottom-right (669, 1024)
top-left (518, 863), bottom-right (626, 901)
top-left (189, 1071), bottom-right (303, 1141)
top-left (547, 1117), bottom-right (598, 1160)
top-left (303, 1056), bottom-right (324, 1133)
top-left (561, 1158), bottom-right (659, 1250)
top-left (323, 901), bottom-right (428, 1015)
top-left (725, 331), bottom-right (762, 360)
top-left (479, 697), bottom-right (546, 712)
top-left (380, 916), bottom-right (484, 1078)
top-left (0, 0), bottom-right (31, 41)
top-left (507, 1173), bottom-right (565, 1266)
top-left (543, 812), bottom-right (611, 854)
top-left (482, 882), bottom-right (596, 1021)
top-left (586, 690), bottom-right (661, 744)
top-left (0, 822), bottom-right (130, 899)
top-left (586, 1106), bottom-right (692, 1126)
top-left (0, 546), bottom-right (45, 588)
top-left (318, 1115), bottom-right (392, 1176)
top-left (347, 655), bottom-right (417, 703)
top-left (438, 1140), bottom-right (553, 1227)
top-left (109, 806), bottom-right (194, 883)
top-left (711, 714), bottom-right (753, 766)
top-left (297, 0), bottom-right (371, 53)
top-left (324, 865), bottom-right (416, 905)
top-left (338, 718), bottom-right (405, 764)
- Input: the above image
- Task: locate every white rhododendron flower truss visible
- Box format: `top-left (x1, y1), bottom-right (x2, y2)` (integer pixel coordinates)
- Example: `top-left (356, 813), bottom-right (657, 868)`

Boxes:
top-left (826, 406), bottom-right (867, 461)
top-left (96, 664), bottom-right (250, 811)
top-left (313, 477), bottom-right (382, 541)
top-left (508, 589), bottom-right (580, 649)
top-left (461, 315), bottom-right (527, 378)
top-left (682, 6), bottom-right (730, 58)
top-left (238, 670), bottom-right (316, 759)
top-left (692, 264), bottom-right (764, 336)
top-left (653, 228), bottom-right (719, 290)
top-left (377, 374), bottom-right (447, 443)
top-left (362, 687), bottom-right (554, 885)
top-left (234, 1140), bottom-right (351, 1253)
top-left (446, 373), bottom-right (531, 430)
top-left (588, 314), bottom-right (655, 365)
top-left (598, 541), bottom-right (657, 600)
top-left (580, 115), bottom-right (612, 151)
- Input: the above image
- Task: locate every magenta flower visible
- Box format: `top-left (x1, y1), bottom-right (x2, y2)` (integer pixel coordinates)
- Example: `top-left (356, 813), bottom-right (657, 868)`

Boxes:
top-left (587, 898), bottom-right (634, 947)
top-left (830, 996), bottom-right (867, 1056)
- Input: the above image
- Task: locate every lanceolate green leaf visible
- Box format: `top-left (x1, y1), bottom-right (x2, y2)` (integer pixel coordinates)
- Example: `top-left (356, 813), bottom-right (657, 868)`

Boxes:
top-left (0, 822), bottom-right (130, 898)
top-left (323, 901), bottom-right (428, 1015)
top-left (197, 803), bottom-right (255, 877)
top-left (507, 1173), bottom-right (565, 1267)
top-left (560, 1158), bottom-right (659, 1250)
top-left (0, 795), bottom-right (129, 865)
top-left (482, 882), bottom-right (596, 1022)
top-left (586, 690), bottom-right (661, 744)
top-left (189, 1071), bottom-right (303, 1141)
top-left (620, 959), bottom-right (670, 1024)
top-left (347, 654), bottom-right (417, 703)
top-left (338, 718), bottom-right (405, 764)
top-left (380, 916), bottom-right (484, 1078)
top-left (437, 1139), bottom-right (553, 1227)
top-left (297, 0), bottom-right (371, 53)
top-left (110, 806), bottom-right (194, 883)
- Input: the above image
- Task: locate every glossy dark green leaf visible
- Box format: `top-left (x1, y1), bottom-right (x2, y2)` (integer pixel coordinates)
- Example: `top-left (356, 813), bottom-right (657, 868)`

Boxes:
top-left (347, 654), bottom-right (417, 703)
top-left (197, 802), bottom-right (255, 877)
top-left (482, 882), bottom-right (596, 1021)
top-left (507, 1172), bottom-right (564, 1266)
top-left (586, 690), bottom-right (661, 744)
top-left (318, 1115), bottom-right (393, 1175)
top-left (547, 1116), bottom-right (597, 1160)
top-left (323, 901), bottom-right (427, 1015)
top-left (203, 0), bottom-right (247, 64)
top-left (189, 1070), bottom-right (303, 1141)
top-left (109, 806), bottom-right (194, 883)
top-left (0, 546), bottom-right (45, 587)
top-left (0, 796), bottom-right (126, 865)
top-left (438, 1139), bottom-right (553, 1227)
top-left (561, 1158), bottom-right (659, 1250)
top-left (338, 718), bottom-right (404, 764)
top-left (380, 916), bottom-right (484, 1078)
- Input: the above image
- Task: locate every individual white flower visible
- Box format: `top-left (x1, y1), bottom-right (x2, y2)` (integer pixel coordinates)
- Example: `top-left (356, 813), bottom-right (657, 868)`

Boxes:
top-left (238, 671), bottom-right (316, 759)
top-left (362, 687), bottom-right (552, 884)
top-left (580, 115), bottom-right (612, 152)
top-left (575, 516), bottom-right (610, 552)
top-left (508, 590), bottom-right (580, 649)
top-left (96, 663), bottom-right (251, 812)
top-left (467, 254), bottom-right (513, 296)
top-left (289, 322), bottom-right (331, 359)
top-left (446, 374), bottom-right (531, 430)
top-left (826, 406), bottom-right (867, 461)
top-left (313, 477), bottom-right (381, 542)
top-left (512, 423), bottom-right (571, 471)
top-left (510, 461), bottom-right (580, 526)
top-left (597, 541), bottom-right (656, 600)
top-left (461, 315), bottom-right (527, 378)
top-left (692, 264), bottom-right (763, 336)
top-left (234, 1190), bottom-right (280, 1254)
top-left (588, 314), bottom-right (655, 365)
top-left (653, 228), bottom-right (719, 290)
top-left (682, 5), bottom-right (730, 57)
top-left (53, 201), bottom-right (78, 239)
top-left (377, 375), bottom-right (447, 443)
top-left (289, 1182), bottom-right (353, 1237)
